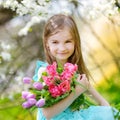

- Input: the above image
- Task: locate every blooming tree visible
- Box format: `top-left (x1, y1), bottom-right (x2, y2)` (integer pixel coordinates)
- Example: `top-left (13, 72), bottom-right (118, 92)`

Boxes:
top-left (0, 0), bottom-right (120, 36)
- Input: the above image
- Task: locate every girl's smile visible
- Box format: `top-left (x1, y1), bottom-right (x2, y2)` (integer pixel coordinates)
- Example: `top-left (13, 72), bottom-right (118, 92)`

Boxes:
top-left (47, 28), bottom-right (75, 64)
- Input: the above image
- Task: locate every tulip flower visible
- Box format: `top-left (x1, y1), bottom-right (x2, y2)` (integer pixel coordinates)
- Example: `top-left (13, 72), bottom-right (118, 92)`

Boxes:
top-left (26, 93), bottom-right (36, 100)
top-left (33, 82), bottom-right (43, 90)
top-left (22, 101), bottom-right (32, 108)
top-left (28, 98), bottom-right (37, 105)
top-left (36, 98), bottom-right (45, 108)
top-left (23, 77), bottom-right (32, 84)
top-left (22, 91), bottom-right (30, 99)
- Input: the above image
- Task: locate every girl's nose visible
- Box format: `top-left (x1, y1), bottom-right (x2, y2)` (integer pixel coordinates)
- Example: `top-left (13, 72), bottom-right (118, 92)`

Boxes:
top-left (59, 44), bottom-right (66, 51)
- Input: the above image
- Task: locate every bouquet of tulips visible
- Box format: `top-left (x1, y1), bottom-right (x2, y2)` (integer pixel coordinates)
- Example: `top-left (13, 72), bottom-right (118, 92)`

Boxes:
top-left (22, 62), bottom-right (95, 111)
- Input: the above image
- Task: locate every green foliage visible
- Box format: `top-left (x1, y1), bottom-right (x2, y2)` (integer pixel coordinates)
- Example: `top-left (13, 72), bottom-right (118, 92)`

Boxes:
top-left (96, 71), bottom-right (120, 118)
top-left (70, 94), bottom-right (96, 111)
top-left (96, 72), bottom-right (120, 105)
top-left (0, 93), bottom-right (36, 120)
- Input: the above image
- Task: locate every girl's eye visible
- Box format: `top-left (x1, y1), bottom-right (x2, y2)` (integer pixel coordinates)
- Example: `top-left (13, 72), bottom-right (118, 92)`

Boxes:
top-left (52, 41), bottom-right (58, 44)
top-left (66, 40), bottom-right (72, 43)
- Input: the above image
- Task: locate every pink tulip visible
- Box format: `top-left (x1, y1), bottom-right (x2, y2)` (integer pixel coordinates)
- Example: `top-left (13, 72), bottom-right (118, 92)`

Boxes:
top-left (22, 101), bottom-right (32, 108)
top-left (26, 93), bottom-right (36, 100)
top-left (36, 98), bottom-right (45, 108)
top-left (33, 82), bottom-right (43, 90)
top-left (23, 77), bottom-right (32, 84)
top-left (22, 91), bottom-right (30, 99)
top-left (28, 98), bottom-right (37, 105)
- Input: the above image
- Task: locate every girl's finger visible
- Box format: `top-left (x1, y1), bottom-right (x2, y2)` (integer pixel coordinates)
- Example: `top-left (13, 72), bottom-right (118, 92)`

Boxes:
top-left (80, 74), bottom-right (86, 80)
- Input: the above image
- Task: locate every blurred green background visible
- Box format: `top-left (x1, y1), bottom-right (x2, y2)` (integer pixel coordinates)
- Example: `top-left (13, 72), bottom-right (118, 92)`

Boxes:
top-left (0, 0), bottom-right (120, 120)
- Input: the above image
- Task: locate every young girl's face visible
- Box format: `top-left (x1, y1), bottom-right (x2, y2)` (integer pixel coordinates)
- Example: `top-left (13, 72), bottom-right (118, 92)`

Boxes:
top-left (47, 27), bottom-right (75, 65)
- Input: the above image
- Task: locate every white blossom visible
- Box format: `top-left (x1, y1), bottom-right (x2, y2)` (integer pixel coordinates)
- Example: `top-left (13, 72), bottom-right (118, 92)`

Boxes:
top-left (38, 67), bottom-right (46, 80)
top-left (78, 0), bottom-right (119, 20)
top-left (1, 42), bottom-right (11, 50)
top-left (18, 16), bottom-right (46, 36)
top-left (18, 26), bottom-right (29, 36)
top-left (2, 0), bottom-right (18, 11)
top-left (1, 0), bottom-right (119, 36)
top-left (1, 51), bottom-right (11, 61)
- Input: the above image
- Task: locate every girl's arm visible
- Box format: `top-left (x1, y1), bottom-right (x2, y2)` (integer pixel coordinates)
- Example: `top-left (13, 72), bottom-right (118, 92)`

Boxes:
top-left (87, 85), bottom-right (110, 106)
top-left (42, 74), bottom-right (88, 120)
top-left (79, 74), bottom-right (110, 106)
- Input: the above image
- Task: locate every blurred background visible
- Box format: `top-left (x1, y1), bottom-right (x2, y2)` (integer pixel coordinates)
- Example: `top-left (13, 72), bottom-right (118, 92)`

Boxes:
top-left (0, 0), bottom-right (120, 120)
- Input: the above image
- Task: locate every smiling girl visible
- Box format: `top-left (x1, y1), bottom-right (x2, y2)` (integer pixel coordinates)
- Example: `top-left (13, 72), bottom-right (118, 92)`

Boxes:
top-left (33, 14), bottom-right (117, 120)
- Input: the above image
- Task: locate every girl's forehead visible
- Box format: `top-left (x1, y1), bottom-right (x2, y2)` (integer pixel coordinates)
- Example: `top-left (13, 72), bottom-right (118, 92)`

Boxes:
top-left (48, 30), bottom-right (72, 41)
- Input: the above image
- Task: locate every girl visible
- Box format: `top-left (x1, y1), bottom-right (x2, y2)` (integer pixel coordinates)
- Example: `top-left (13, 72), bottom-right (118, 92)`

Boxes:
top-left (33, 14), bottom-right (117, 120)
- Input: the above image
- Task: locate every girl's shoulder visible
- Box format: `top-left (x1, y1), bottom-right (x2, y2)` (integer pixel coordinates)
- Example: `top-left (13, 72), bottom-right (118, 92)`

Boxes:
top-left (36, 60), bottom-right (48, 67)
top-left (33, 60), bottom-right (48, 81)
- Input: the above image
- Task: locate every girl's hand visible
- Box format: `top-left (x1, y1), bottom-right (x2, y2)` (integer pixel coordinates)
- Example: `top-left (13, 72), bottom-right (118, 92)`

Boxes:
top-left (75, 74), bottom-right (90, 96)
top-left (76, 74), bottom-right (110, 106)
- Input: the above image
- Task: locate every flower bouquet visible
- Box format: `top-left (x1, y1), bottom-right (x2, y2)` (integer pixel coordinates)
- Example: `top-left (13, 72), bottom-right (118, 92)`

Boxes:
top-left (22, 62), bottom-right (95, 111)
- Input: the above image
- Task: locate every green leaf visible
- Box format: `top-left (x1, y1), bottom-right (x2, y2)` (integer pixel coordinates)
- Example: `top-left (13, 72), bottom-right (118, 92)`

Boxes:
top-left (42, 72), bottom-right (48, 76)
top-left (57, 63), bottom-right (63, 73)
top-left (30, 106), bottom-right (37, 112)
top-left (39, 77), bottom-right (44, 82)
top-left (70, 94), bottom-right (96, 111)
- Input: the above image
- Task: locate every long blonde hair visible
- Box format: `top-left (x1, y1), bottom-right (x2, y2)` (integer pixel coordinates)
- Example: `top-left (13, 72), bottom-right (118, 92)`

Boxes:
top-left (43, 14), bottom-right (90, 78)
